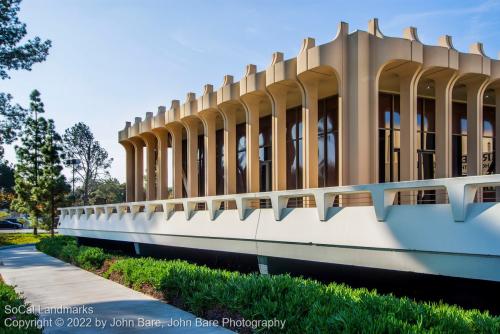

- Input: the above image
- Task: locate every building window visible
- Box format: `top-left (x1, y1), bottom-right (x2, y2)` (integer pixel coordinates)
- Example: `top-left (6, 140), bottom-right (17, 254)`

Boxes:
top-left (452, 102), bottom-right (467, 177)
top-left (236, 123), bottom-right (247, 194)
top-left (378, 93), bottom-right (401, 183)
top-left (259, 115), bottom-right (272, 192)
top-left (483, 106), bottom-right (496, 201)
top-left (318, 95), bottom-right (339, 187)
top-left (215, 129), bottom-right (224, 195)
top-left (197, 134), bottom-right (205, 196)
top-left (483, 106), bottom-right (496, 175)
top-left (416, 97), bottom-right (436, 180)
top-left (286, 106), bottom-right (303, 190)
top-left (182, 138), bottom-right (187, 197)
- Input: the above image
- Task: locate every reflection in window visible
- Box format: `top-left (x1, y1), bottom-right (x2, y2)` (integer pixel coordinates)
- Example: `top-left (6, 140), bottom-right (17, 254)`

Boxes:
top-left (452, 102), bottom-right (467, 177)
top-left (215, 129), bottom-right (224, 195)
top-left (318, 96), bottom-right (339, 187)
top-left (182, 138), bottom-right (188, 197)
top-left (417, 97), bottom-right (436, 203)
top-left (483, 105), bottom-right (496, 202)
top-left (286, 106), bottom-right (302, 190)
top-left (197, 135), bottom-right (205, 196)
top-left (236, 123), bottom-right (247, 194)
top-left (259, 116), bottom-right (272, 192)
top-left (378, 93), bottom-right (400, 183)
top-left (417, 97), bottom-right (436, 180)
top-left (483, 106), bottom-right (496, 175)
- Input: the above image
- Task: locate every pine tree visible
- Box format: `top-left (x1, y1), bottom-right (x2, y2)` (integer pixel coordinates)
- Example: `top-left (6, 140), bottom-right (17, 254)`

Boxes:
top-left (35, 119), bottom-right (69, 237)
top-left (11, 90), bottom-right (46, 235)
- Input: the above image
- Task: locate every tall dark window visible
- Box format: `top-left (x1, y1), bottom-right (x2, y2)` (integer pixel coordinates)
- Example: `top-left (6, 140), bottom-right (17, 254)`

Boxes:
top-left (417, 97), bottom-right (436, 180)
top-left (483, 106), bottom-right (496, 175)
top-left (286, 106), bottom-right (303, 189)
top-left (378, 93), bottom-right (401, 183)
top-left (197, 135), bottom-right (205, 196)
top-left (259, 115), bottom-right (272, 192)
top-left (236, 123), bottom-right (247, 193)
top-left (215, 129), bottom-right (224, 195)
top-left (318, 96), bottom-right (339, 187)
top-left (416, 97), bottom-right (436, 203)
top-left (452, 102), bottom-right (467, 177)
top-left (182, 138), bottom-right (187, 197)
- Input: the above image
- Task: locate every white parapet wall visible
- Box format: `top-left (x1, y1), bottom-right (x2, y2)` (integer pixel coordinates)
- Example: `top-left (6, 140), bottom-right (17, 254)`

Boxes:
top-left (59, 175), bottom-right (500, 282)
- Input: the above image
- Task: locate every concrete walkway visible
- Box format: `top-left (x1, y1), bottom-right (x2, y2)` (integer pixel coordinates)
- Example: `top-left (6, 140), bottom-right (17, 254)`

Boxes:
top-left (0, 245), bottom-right (232, 333)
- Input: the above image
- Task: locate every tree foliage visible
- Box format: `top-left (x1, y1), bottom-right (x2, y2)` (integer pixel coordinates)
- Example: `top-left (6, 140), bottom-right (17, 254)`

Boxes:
top-left (0, 0), bottom-right (51, 157)
top-left (89, 178), bottom-right (125, 205)
top-left (0, 159), bottom-right (15, 209)
top-left (0, 0), bottom-right (52, 80)
top-left (0, 159), bottom-right (14, 191)
top-left (36, 119), bottom-right (70, 236)
top-left (62, 122), bottom-right (113, 205)
top-left (11, 90), bottom-right (68, 235)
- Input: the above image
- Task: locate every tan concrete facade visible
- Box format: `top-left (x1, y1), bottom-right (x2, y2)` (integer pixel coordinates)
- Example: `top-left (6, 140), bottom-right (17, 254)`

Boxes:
top-left (118, 19), bottom-right (500, 202)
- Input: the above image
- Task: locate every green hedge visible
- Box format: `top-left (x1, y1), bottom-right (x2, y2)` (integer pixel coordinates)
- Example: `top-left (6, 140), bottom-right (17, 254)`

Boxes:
top-left (36, 236), bottom-right (108, 270)
top-left (36, 236), bottom-right (500, 333)
top-left (0, 280), bottom-right (41, 333)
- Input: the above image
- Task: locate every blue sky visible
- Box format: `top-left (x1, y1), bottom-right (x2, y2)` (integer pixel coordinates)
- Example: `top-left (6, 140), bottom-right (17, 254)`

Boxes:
top-left (1, 0), bottom-right (500, 182)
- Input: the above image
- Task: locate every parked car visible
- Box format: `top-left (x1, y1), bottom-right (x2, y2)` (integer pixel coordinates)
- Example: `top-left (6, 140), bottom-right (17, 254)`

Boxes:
top-left (0, 220), bottom-right (23, 229)
top-left (5, 218), bottom-right (21, 224)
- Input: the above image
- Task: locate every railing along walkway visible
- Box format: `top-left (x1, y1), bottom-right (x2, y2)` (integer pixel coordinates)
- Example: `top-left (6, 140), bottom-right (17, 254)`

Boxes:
top-left (59, 175), bottom-right (500, 224)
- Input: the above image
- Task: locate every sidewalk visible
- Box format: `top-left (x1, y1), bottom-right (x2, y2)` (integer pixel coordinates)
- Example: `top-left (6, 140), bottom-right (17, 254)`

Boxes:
top-left (0, 245), bottom-right (232, 333)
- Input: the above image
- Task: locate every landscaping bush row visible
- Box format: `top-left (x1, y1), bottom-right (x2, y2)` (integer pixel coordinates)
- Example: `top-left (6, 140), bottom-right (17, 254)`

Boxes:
top-left (36, 236), bottom-right (500, 333)
top-left (0, 277), bottom-right (41, 334)
top-left (36, 235), bottom-right (108, 270)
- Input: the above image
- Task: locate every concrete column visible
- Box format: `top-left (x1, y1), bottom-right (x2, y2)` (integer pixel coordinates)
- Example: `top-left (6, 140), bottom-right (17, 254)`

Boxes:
top-left (200, 113), bottom-right (217, 196)
top-left (269, 90), bottom-right (287, 190)
top-left (301, 81), bottom-right (319, 189)
top-left (257, 255), bottom-right (269, 275)
top-left (130, 139), bottom-right (145, 201)
top-left (399, 68), bottom-right (421, 182)
top-left (153, 129), bottom-right (169, 199)
top-left (169, 125), bottom-right (183, 198)
top-left (121, 141), bottom-right (135, 202)
top-left (220, 107), bottom-right (236, 194)
top-left (141, 133), bottom-right (157, 201)
top-left (346, 31), bottom-right (372, 185)
top-left (243, 98), bottom-right (260, 193)
top-left (466, 78), bottom-right (489, 176)
top-left (183, 119), bottom-right (199, 197)
top-left (434, 73), bottom-right (456, 178)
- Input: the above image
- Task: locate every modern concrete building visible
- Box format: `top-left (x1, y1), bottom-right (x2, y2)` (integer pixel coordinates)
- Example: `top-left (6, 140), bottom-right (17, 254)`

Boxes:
top-left (60, 20), bottom-right (500, 282)
top-left (117, 19), bottom-right (499, 203)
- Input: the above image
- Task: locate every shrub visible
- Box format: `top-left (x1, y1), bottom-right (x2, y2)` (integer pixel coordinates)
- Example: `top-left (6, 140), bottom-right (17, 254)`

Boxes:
top-left (75, 246), bottom-right (108, 270)
top-left (38, 236), bottom-right (500, 333)
top-left (36, 235), bottom-right (75, 258)
top-left (37, 236), bottom-right (108, 270)
top-left (0, 279), bottom-right (41, 333)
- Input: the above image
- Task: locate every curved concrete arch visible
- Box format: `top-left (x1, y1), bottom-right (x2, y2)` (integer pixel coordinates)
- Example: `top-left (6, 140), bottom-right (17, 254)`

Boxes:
top-left (238, 65), bottom-right (276, 193)
top-left (119, 139), bottom-right (135, 202)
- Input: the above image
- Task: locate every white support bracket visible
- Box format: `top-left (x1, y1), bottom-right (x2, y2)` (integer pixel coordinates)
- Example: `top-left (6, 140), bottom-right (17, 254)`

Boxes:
top-left (182, 199), bottom-right (197, 220)
top-left (370, 188), bottom-right (397, 221)
top-left (269, 194), bottom-right (288, 221)
top-left (104, 207), bottom-right (114, 220)
top-left (446, 182), bottom-right (477, 222)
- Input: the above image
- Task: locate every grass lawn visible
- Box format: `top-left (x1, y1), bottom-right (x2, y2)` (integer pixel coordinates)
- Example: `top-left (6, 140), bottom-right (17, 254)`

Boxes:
top-left (0, 233), bottom-right (51, 247)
